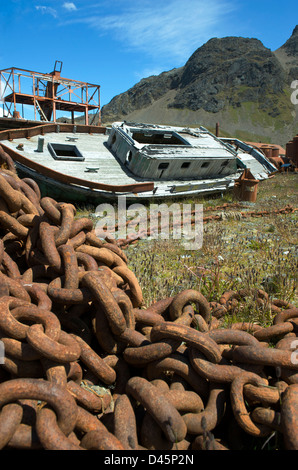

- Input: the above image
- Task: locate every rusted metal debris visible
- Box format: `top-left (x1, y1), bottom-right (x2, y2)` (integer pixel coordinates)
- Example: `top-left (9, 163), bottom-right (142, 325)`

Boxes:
top-left (286, 134), bottom-right (298, 169)
top-left (0, 151), bottom-right (297, 450)
top-left (112, 203), bottom-right (298, 249)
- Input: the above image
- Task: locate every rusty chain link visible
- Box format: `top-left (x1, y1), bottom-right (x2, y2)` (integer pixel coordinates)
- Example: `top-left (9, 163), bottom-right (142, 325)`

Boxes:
top-left (0, 166), bottom-right (297, 450)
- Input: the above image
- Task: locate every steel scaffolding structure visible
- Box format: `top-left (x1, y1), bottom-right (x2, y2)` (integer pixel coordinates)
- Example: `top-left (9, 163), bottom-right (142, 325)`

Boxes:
top-left (0, 61), bottom-right (101, 125)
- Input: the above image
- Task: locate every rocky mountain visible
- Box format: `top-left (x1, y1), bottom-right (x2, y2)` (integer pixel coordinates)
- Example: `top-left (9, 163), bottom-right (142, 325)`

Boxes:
top-left (99, 26), bottom-right (298, 146)
top-left (274, 25), bottom-right (298, 82)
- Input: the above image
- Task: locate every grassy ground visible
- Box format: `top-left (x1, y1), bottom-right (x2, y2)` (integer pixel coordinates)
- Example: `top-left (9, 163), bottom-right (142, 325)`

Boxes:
top-left (75, 172), bottom-right (297, 327)
top-left (121, 172), bottom-right (298, 326)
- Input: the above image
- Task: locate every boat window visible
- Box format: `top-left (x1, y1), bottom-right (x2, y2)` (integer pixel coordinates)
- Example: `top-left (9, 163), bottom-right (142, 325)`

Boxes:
top-left (48, 143), bottom-right (85, 161)
top-left (221, 160), bottom-right (229, 166)
top-left (158, 162), bottom-right (169, 170)
top-left (132, 131), bottom-right (188, 146)
top-left (201, 162), bottom-right (210, 168)
top-left (181, 162), bottom-right (191, 168)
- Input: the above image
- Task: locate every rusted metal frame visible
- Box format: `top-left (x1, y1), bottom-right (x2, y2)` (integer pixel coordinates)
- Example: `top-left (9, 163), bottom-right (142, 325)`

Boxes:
top-left (0, 70), bottom-right (14, 96)
top-left (52, 84), bottom-right (72, 99)
top-left (0, 67), bottom-right (18, 73)
top-left (88, 86), bottom-right (100, 105)
top-left (0, 67), bottom-right (97, 88)
top-left (12, 73), bottom-right (16, 111)
top-left (0, 67), bottom-right (49, 79)
top-left (36, 79), bottom-right (47, 96)
top-left (3, 101), bottom-right (13, 117)
top-left (1, 143), bottom-right (155, 194)
top-left (0, 70), bottom-right (11, 116)
top-left (57, 84), bottom-right (85, 103)
top-left (51, 77), bottom-right (55, 99)
top-left (49, 79), bottom-right (99, 110)
top-left (55, 76), bottom-right (97, 88)
top-left (4, 93), bottom-right (43, 105)
top-left (80, 84), bottom-right (88, 125)
top-left (86, 84), bottom-right (89, 109)
top-left (47, 76), bottom-right (55, 123)
top-left (3, 68), bottom-right (49, 103)
top-left (35, 77), bottom-right (40, 97)
top-left (32, 72), bottom-right (37, 122)
top-left (98, 87), bottom-right (100, 120)
top-left (1, 91), bottom-right (97, 116)
top-left (12, 70), bottom-right (16, 115)
top-left (53, 100), bottom-right (56, 123)
top-left (53, 96), bottom-right (98, 111)
top-left (0, 67), bottom-right (100, 125)
top-left (33, 99), bottom-right (37, 121)
top-left (90, 109), bottom-right (99, 126)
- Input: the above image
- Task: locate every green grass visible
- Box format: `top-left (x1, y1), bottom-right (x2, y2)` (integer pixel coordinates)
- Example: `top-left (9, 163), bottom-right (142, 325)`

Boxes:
top-left (213, 84), bottom-right (295, 143)
top-left (73, 172), bottom-right (297, 327)
top-left (123, 173), bottom-right (298, 325)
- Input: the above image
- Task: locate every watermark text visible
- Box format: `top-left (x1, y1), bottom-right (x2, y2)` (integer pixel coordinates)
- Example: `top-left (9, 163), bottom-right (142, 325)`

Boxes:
top-left (291, 80), bottom-right (298, 105)
top-left (94, 196), bottom-right (203, 250)
top-left (291, 339), bottom-right (298, 365)
top-left (0, 340), bottom-right (4, 364)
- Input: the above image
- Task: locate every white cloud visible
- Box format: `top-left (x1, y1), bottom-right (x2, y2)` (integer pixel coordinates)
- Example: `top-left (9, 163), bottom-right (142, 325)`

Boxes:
top-left (135, 67), bottom-right (167, 81)
top-left (35, 6), bottom-right (58, 18)
top-left (63, 2), bottom-right (77, 12)
top-left (73, 0), bottom-right (235, 64)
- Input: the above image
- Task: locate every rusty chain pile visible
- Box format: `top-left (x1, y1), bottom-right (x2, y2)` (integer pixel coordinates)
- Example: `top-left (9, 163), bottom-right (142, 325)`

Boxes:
top-left (0, 163), bottom-right (297, 451)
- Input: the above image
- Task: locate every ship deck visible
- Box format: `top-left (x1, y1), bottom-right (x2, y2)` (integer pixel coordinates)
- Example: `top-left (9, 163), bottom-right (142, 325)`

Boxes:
top-left (2, 129), bottom-right (240, 200)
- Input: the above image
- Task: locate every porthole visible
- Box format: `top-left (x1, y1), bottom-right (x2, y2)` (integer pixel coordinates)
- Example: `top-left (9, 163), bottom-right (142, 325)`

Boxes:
top-left (126, 151), bottom-right (133, 164)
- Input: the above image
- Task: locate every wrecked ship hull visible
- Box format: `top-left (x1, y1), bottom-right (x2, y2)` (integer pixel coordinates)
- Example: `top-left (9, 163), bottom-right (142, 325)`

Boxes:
top-left (0, 121), bottom-right (275, 204)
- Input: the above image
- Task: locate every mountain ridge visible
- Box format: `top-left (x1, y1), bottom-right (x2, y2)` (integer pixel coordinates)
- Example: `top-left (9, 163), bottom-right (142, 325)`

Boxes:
top-left (99, 27), bottom-right (297, 145)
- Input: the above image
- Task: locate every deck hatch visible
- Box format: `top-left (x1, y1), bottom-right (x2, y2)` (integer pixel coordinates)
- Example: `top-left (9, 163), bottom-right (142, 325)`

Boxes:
top-left (48, 142), bottom-right (85, 161)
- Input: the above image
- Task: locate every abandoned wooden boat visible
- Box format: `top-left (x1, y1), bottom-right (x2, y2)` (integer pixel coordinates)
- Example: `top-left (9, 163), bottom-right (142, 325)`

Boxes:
top-left (0, 121), bottom-right (276, 204)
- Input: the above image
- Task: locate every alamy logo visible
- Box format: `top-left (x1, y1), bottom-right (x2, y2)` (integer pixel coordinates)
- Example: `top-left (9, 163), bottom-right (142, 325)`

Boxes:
top-left (0, 340), bottom-right (4, 364)
top-left (290, 80), bottom-right (298, 105)
top-left (291, 339), bottom-right (298, 365)
top-left (94, 196), bottom-right (203, 250)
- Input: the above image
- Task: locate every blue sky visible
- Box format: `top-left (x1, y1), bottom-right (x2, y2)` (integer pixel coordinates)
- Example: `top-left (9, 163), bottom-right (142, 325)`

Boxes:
top-left (0, 0), bottom-right (297, 113)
